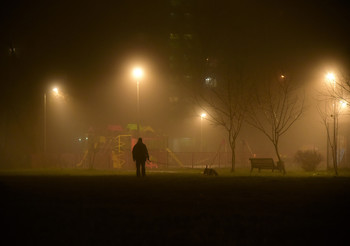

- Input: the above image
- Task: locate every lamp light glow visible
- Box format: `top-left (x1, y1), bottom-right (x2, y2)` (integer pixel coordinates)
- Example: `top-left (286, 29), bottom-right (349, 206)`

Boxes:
top-left (340, 100), bottom-right (347, 109)
top-left (326, 73), bottom-right (335, 82)
top-left (132, 67), bottom-right (143, 79)
top-left (52, 87), bottom-right (59, 95)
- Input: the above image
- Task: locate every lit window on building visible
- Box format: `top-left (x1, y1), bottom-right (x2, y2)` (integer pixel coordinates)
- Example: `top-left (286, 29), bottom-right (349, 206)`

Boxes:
top-left (170, 33), bottom-right (180, 40)
top-left (205, 77), bottom-right (217, 87)
top-left (183, 34), bottom-right (193, 40)
top-left (184, 75), bottom-right (192, 81)
top-left (9, 47), bottom-right (16, 55)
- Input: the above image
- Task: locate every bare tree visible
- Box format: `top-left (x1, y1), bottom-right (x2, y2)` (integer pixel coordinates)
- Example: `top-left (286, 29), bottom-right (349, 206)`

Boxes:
top-left (317, 72), bottom-right (350, 176)
top-left (195, 76), bottom-right (249, 172)
top-left (325, 72), bottom-right (350, 104)
top-left (246, 75), bottom-right (304, 174)
top-left (317, 101), bottom-right (341, 176)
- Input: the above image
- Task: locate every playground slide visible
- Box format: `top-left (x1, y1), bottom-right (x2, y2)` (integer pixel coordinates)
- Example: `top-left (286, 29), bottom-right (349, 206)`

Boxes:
top-left (166, 148), bottom-right (184, 167)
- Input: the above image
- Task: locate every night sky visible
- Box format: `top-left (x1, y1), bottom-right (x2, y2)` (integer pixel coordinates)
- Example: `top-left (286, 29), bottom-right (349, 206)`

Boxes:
top-left (1, 0), bottom-right (350, 154)
top-left (2, 0), bottom-right (349, 85)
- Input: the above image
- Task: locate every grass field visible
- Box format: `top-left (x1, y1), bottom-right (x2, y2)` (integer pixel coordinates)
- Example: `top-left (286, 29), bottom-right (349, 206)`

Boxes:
top-left (1, 168), bottom-right (350, 245)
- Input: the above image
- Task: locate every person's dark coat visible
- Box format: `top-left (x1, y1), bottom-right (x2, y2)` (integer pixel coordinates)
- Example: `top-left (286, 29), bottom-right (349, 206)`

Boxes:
top-left (132, 138), bottom-right (149, 162)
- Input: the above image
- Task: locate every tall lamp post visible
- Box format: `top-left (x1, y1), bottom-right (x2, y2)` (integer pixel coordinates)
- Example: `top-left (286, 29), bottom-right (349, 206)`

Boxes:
top-left (44, 87), bottom-right (59, 154)
top-left (326, 73), bottom-right (338, 173)
top-left (200, 113), bottom-right (206, 152)
top-left (132, 67), bottom-right (143, 137)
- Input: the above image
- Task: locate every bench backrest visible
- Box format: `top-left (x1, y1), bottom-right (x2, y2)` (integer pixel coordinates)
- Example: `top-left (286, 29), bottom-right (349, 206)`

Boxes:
top-left (249, 158), bottom-right (275, 167)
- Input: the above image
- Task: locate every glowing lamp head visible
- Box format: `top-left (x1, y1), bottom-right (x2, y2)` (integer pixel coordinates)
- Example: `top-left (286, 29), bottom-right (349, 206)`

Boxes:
top-left (340, 100), bottom-right (347, 109)
top-left (201, 113), bottom-right (206, 119)
top-left (326, 73), bottom-right (335, 82)
top-left (52, 87), bottom-right (59, 95)
top-left (280, 75), bottom-right (285, 79)
top-left (132, 67), bottom-right (143, 79)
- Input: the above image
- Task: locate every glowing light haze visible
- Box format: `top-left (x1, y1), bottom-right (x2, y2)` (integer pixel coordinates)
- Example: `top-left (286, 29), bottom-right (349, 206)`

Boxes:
top-left (132, 67), bottom-right (143, 79)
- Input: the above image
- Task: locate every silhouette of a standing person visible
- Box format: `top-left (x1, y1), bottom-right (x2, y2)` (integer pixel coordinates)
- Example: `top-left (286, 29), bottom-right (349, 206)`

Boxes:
top-left (132, 138), bottom-right (149, 177)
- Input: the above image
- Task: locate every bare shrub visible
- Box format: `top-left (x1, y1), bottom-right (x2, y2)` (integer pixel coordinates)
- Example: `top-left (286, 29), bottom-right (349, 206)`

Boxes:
top-left (294, 150), bottom-right (323, 172)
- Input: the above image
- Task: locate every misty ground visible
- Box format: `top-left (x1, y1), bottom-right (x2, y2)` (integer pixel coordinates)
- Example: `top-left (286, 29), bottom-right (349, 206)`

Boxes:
top-left (1, 168), bottom-right (350, 245)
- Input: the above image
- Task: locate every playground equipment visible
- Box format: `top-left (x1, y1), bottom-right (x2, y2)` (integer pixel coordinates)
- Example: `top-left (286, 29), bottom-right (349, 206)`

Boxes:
top-left (166, 148), bottom-right (184, 167)
top-left (242, 139), bottom-right (254, 157)
top-left (76, 134), bottom-right (131, 169)
top-left (111, 135), bottom-right (131, 168)
top-left (76, 136), bottom-right (100, 168)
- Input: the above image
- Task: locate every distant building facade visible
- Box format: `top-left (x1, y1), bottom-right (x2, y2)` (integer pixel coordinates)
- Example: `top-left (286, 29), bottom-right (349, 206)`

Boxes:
top-left (166, 0), bottom-right (219, 116)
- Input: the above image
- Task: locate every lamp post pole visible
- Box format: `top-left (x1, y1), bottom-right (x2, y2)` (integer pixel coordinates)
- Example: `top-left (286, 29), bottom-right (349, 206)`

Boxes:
top-left (43, 87), bottom-right (59, 155)
top-left (200, 118), bottom-right (203, 152)
top-left (333, 100), bottom-right (338, 173)
top-left (44, 93), bottom-right (47, 154)
top-left (326, 120), bottom-right (330, 169)
top-left (137, 79), bottom-right (140, 137)
top-left (325, 99), bottom-right (330, 170)
top-left (332, 78), bottom-right (338, 175)
top-left (326, 73), bottom-right (338, 174)
top-left (132, 67), bottom-right (143, 137)
top-left (200, 113), bottom-right (206, 152)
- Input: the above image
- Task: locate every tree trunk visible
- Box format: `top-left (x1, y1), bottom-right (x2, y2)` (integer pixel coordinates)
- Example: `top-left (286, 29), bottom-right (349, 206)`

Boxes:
top-left (231, 144), bottom-right (236, 172)
top-left (325, 115), bottom-right (338, 176)
top-left (229, 131), bottom-right (236, 172)
top-left (333, 115), bottom-right (339, 176)
top-left (274, 143), bottom-right (286, 174)
top-left (332, 147), bottom-right (338, 176)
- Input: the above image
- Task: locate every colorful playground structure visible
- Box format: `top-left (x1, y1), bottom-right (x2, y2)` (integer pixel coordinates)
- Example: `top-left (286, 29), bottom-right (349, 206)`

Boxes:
top-left (72, 124), bottom-right (254, 169)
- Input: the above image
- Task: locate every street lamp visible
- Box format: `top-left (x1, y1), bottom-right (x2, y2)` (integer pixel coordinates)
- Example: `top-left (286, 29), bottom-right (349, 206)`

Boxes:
top-left (200, 113), bottom-right (206, 152)
top-left (325, 72), bottom-right (337, 172)
top-left (52, 87), bottom-right (59, 95)
top-left (340, 100), bottom-right (347, 109)
top-left (326, 73), bottom-right (336, 84)
top-left (132, 67), bottom-right (143, 137)
top-left (44, 87), bottom-right (59, 153)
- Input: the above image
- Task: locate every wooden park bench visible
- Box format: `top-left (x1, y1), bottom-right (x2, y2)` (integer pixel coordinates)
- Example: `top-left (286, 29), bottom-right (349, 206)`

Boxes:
top-left (249, 158), bottom-right (281, 173)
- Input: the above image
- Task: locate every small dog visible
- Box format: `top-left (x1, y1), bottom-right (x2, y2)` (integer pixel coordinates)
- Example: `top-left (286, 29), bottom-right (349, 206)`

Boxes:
top-left (203, 165), bottom-right (218, 176)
